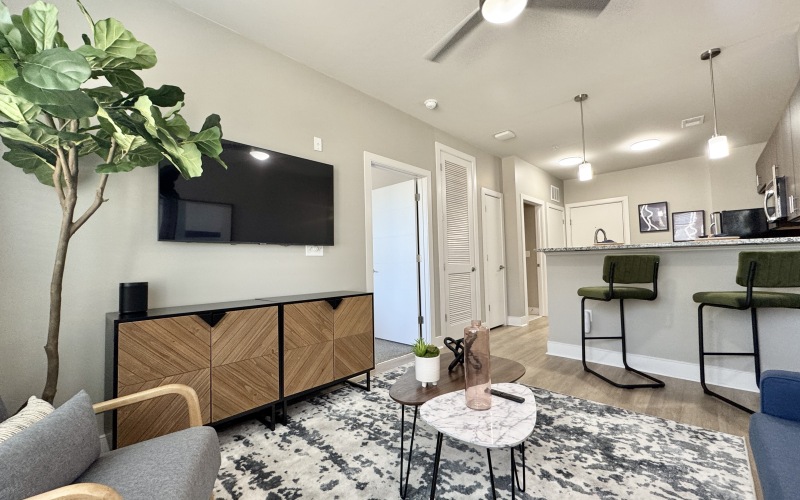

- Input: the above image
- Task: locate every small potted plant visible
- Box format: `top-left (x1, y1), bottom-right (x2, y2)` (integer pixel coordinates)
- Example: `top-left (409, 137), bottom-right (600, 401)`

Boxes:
top-left (413, 338), bottom-right (441, 388)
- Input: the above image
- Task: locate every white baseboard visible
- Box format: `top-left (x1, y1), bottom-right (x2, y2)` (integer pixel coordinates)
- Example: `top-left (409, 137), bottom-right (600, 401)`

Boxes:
top-left (100, 433), bottom-right (110, 453)
top-left (507, 315), bottom-right (529, 327)
top-left (547, 341), bottom-right (759, 393)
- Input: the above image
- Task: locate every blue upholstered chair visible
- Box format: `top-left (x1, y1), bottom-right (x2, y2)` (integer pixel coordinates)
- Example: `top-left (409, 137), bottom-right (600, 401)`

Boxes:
top-left (749, 370), bottom-right (800, 500)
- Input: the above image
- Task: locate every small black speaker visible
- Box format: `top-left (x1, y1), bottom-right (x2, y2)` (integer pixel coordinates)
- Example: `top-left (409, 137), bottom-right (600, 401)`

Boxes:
top-left (119, 282), bottom-right (148, 314)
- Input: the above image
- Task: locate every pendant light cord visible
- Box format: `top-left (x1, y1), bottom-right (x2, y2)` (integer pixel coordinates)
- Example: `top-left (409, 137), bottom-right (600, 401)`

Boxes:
top-left (579, 99), bottom-right (587, 162)
top-left (708, 54), bottom-right (719, 137)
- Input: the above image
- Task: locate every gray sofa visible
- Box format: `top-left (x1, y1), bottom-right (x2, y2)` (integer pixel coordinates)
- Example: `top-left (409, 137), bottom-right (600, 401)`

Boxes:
top-left (749, 370), bottom-right (800, 500)
top-left (0, 385), bottom-right (220, 500)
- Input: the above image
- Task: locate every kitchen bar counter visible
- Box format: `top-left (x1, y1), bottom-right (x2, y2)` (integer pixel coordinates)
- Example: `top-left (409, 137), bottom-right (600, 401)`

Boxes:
top-left (541, 236), bottom-right (800, 253)
top-left (540, 239), bottom-right (800, 393)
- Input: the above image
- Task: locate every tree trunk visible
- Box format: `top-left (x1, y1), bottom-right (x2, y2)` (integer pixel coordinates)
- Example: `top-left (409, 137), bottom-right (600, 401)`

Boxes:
top-left (41, 194), bottom-right (77, 404)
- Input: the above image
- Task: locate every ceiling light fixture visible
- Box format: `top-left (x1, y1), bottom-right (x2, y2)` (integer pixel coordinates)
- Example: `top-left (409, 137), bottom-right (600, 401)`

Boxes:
top-left (493, 130), bottom-right (516, 141)
top-left (559, 157), bottom-right (583, 167)
top-left (574, 93), bottom-right (593, 181)
top-left (701, 48), bottom-right (729, 159)
top-left (249, 150), bottom-right (270, 161)
top-left (480, 0), bottom-right (528, 24)
top-left (630, 139), bottom-right (661, 151)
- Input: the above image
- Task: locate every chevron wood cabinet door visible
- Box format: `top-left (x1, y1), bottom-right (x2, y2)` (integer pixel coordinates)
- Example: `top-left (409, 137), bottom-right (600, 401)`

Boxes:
top-left (333, 296), bottom-right (374, 378)
top-left (284, 300), bottom-right (333, 349)
top-left (116, 368), bottom-right (210, 448)
top-left (211, 307), bottom-right (279, 421)
top-left (284, 340), bottom-right (334, 396)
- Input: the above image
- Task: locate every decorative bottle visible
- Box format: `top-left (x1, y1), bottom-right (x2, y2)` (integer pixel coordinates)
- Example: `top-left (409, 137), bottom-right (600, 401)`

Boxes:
top-left (464, 320), bottom-right (491, 410)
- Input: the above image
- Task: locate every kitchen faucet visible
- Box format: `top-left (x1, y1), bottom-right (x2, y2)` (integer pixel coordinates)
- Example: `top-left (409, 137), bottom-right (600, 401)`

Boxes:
top-left (594, 228), bottom-right (615, 244)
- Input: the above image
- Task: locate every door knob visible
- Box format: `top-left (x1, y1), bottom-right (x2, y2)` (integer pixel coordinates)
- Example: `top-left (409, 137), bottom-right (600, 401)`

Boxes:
top-left (499, 265), bottom-right (505, 270)
top-left (471, 267), bottom-right (476, 272)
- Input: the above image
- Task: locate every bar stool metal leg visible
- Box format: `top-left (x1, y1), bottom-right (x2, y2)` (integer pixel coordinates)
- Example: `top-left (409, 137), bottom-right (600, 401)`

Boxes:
top-left (697, 303), bottom-right (758, 414)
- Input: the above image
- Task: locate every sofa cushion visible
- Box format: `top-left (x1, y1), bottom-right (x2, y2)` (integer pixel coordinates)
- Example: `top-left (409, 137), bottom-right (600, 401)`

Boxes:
top-left (0, 396), bottom-right (54, 445)
top-left (77, 426), bottom-right (221, 500)
top-left (0, 390), bottom-right (100, 500)
top-left (750, 413), bottom-right (800, 500)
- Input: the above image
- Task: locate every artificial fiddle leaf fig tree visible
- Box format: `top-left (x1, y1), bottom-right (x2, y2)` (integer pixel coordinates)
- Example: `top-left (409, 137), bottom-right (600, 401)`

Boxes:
top-left (0, 0), bottom-right (226, 403)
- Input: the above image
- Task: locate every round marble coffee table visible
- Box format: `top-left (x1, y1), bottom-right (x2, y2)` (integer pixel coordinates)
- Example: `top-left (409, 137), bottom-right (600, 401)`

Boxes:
top-left (420, 383), bottom-right (537, 499)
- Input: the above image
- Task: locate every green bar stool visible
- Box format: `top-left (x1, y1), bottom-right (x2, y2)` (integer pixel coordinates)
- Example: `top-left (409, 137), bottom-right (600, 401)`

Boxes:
top-left (578, 255), bottom-right (665, 389)
top-left (694, 251), bottom-right (800, 413)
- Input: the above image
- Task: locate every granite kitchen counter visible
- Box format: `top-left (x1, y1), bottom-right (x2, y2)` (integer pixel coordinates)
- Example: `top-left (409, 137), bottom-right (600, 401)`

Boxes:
top-left (540, 236), bottom-right (800, 253)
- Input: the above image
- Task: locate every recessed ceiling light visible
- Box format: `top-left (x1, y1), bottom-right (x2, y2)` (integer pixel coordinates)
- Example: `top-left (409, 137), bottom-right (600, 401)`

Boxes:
top-left (630, 139), bottom-right (661, 151)
top-left (559, 157), bottom-right (583, 167)
top-left (250, 150), bottom-right (270, 161)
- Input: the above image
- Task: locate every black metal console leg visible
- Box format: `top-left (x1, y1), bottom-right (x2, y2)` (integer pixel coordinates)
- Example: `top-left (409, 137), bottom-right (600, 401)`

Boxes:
top-left (345, 371), bottom-right (371, 391)
top-left (486, 449), bottom-right (497, 500)
top-left (430, 432), bottom-right (443, 500)
top-left (256, 405), bottom-right (276, 431)
top-left (398, 405), bottom-right (418, 499)
top-left (697, 303), bottom-right (756, 414)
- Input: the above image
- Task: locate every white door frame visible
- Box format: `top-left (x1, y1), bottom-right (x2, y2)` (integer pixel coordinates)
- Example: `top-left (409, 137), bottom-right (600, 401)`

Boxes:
top-left (565, 196), bottom-right (631, 247)
top-left (435, 142), bottom-right (481, 342)
top-left (518, 194), bottom-right (547, 319)
top-left (481, 187), bottom-right (506, 327)
top-left (363, 152), bottom-right (433, 343)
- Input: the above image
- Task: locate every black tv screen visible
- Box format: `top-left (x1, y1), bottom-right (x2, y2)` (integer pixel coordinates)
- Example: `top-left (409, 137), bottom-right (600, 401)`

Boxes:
top-left (158, 139), bottom-right (334, 245)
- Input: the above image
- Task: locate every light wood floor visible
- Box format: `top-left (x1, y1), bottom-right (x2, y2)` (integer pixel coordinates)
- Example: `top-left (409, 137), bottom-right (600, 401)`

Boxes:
top-left (489, 316), bottom-right (762, 498)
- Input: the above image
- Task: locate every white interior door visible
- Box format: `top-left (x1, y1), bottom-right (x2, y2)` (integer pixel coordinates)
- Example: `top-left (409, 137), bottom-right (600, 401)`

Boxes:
top-left (546, 205), bottom-right (566, 248)
top-left (568, 200), bottom-right (626, 247)
top-left (372, 180), bottom-right (419, 344)
top-left (439, 147), bottom-right (479, 338)
top-left (482, 190), bottom-right (506, 328)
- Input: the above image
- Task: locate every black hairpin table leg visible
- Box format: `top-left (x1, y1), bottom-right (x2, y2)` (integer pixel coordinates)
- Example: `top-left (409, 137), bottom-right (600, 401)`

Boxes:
top-left (398, 405), bottom-right (418, 498)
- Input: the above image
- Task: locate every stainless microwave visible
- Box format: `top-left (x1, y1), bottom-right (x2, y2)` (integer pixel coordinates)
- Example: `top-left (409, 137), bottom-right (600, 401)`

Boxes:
top-left (763, 166), bottom-right (789, 222)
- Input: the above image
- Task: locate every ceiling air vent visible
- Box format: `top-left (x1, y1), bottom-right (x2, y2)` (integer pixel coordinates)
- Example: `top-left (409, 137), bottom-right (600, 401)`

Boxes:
top-left (681, 115), bottom-right (705, 128)
top-left (550, 185), bottom-right (560, 202)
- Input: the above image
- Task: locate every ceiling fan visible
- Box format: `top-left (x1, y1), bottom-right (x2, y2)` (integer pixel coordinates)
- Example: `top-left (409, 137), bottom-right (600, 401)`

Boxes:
top-left (424, 0), bottom-right (610, 62)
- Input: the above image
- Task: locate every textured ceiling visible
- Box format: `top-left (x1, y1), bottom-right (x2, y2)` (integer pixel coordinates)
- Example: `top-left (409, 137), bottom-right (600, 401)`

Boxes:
top-left (169, 0), bottom-right (800, 179)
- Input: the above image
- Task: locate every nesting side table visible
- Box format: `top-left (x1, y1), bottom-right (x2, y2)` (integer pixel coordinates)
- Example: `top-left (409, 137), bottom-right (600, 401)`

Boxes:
top-left (420, 383), bottom-right (537, 499)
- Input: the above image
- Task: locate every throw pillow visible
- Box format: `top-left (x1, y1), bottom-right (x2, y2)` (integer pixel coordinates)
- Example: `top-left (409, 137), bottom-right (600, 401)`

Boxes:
top-left (0, 396), bottom-right (54, 445)
top-left (0, 390), bottom-right (100, 499)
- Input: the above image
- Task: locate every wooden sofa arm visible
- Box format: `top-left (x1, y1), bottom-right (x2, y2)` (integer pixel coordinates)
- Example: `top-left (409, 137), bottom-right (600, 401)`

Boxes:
top-left (92, 383), bottom-right (203, 428)
top-left (27, 483), bottom-right (123, 500)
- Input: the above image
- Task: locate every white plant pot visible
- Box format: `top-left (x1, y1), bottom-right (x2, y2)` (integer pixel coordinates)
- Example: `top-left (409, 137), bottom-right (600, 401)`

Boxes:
top-left (415, 355), bottom-right (440, 388)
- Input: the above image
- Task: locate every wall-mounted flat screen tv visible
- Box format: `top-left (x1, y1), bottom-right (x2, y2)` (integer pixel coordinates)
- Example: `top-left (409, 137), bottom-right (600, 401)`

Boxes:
top-left (158, 139), bottom-right (334, 245)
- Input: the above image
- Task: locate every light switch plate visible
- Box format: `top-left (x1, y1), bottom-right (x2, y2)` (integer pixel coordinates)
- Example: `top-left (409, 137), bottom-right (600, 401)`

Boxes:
top-left (313, 137), bottom-right (322, 152)
top-left (306, 245), bottom-right (323, 257)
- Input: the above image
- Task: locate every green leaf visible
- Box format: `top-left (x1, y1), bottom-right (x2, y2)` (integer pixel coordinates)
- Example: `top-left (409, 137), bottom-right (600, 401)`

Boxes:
top-left (0, 84), bottom-right (40, 122)
top-left (0, 53), bottom-right (16, 81)
top-left (93, 18), bottom-right (137, 59)
top-left (53, 31), bottom-right (67, 48)
top-left (22, 1), bottom-right (58, 53)
top-left (122, 84), bottom-right (184, 107)
top-left (21, 47), bottom-right (91, 90)
top-left (85, 85), bottom-right (122, 104)
top-left (75, 43), bottom-right (106, 63)
top-left (96, 105), bottom-right (136, 154)
top-left (10, 15), bottom-right (36, 55)
top-left (163, 113), bottom-right (189, 139)
top-left (96, 160), bottom-right (138, 174)
top-left (126, 142), bottom-right (162, 166)
top-left (186, 126), bottom-right (222, 158)
top-left (161, 140), bottom-right (202, 178)
top-left (201, 113), bottom-right (221, 132)
top-left (75, 0), bottom-right (95, 30)
top-left (6, 77), bottom-right (97, 119)
top-left (0, 123), bottom-right (43, 145)
top-left (103, 68), bottom-right (143, 93)
top-left (3, 140), bottom-right (56, 185)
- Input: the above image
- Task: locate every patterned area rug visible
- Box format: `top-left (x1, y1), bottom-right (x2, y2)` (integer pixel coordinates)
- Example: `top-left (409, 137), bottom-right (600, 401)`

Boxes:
top-left (214, 367), bottom-right (754, 499)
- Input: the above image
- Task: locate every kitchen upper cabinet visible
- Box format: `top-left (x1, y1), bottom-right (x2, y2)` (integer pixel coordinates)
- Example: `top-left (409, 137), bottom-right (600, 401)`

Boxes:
top-left (777, 99), bottom-right (796, 218)
top-left (756, 130), bottom-right (777, 194)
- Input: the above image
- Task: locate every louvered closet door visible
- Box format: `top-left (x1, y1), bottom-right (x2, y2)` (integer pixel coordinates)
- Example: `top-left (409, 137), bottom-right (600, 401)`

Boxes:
top-left (440, 150), bottom-right (479, 338)
top-left (211, 307), bottom-right (279, 421)
top-left (116, 316), bottom-right (211, 447)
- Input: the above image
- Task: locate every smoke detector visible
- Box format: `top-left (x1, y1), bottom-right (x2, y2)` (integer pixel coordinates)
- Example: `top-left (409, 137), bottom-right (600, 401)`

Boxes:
top-left (424, 99), bottom-right (438, 110)
top-left (493, 130), bottom-right (516, 141)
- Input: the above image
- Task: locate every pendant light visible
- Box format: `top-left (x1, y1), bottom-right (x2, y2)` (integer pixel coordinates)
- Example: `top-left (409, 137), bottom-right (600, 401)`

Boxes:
top-left (701, 48), bottom-right (729, 159)
top-left (480, 0), bottom-right (527, 24)
top-left (574, 93), bottom-right (593, 181)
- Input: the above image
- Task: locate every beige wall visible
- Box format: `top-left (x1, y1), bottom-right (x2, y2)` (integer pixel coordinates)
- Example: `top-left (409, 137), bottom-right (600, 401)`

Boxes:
top-left (564, 143), bottom-right (764, 244)
top-left (0, 0), bottom-right (501, 410)
top-left (502, 157), bottom-right (564, 319)
top-left (523, 204), bottom-right (539, 310)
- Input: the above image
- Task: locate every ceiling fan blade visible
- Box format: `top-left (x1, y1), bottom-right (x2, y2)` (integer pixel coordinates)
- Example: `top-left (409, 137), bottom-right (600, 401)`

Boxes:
top-left (424, 7), bottom-right (482, 62)
top-left (528, 0), bottom-right (610, 16)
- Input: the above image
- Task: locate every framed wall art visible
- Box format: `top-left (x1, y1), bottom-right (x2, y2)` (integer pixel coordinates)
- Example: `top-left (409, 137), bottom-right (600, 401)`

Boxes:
top-left (672, 210), bottom-right (706, 242)
top-left (638, 202), bottom-right (669, 233)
